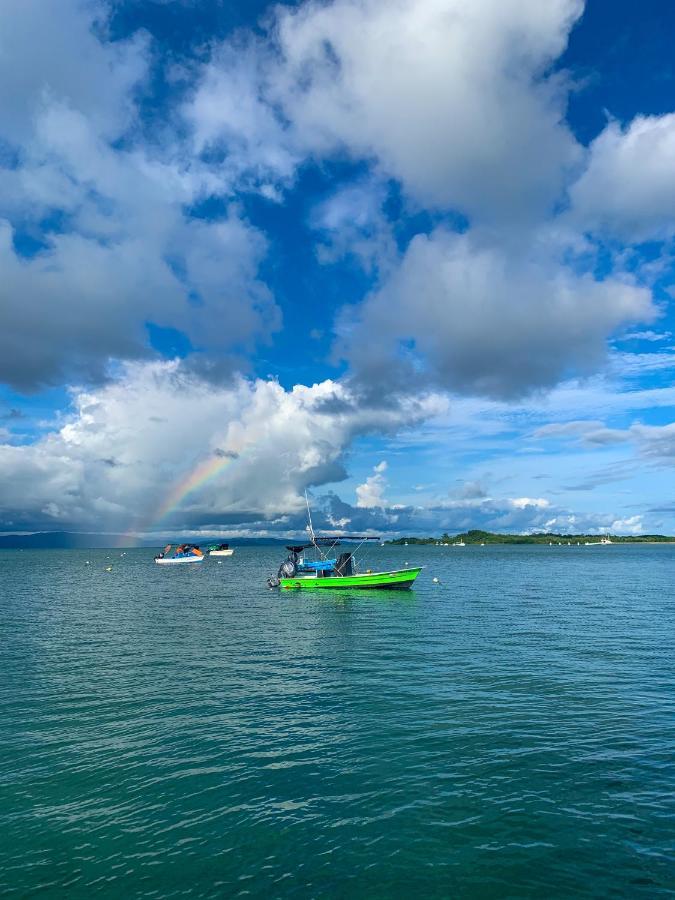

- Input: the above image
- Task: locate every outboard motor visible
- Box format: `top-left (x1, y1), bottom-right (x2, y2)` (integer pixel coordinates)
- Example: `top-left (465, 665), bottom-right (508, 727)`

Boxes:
top-left (268, 554), bottom-right (297, 588)
top-left (335, 552), bottom-right (353, 576)
top-left (279, 558), bottom-right (297, 578)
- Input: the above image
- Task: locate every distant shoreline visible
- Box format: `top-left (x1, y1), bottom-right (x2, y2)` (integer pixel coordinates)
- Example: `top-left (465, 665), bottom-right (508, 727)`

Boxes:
top-left (387, 530), bottom-right (675, 546)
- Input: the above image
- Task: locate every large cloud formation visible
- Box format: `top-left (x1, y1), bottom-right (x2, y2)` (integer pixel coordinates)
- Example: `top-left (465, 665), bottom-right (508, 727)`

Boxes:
top-left (192, 0), bottom-right (583, 223)
top-left (0, 361), bottom-right (444, 534)
top-left (0, 0), bottom-right (278, 391)
top-left (0, 0), bottom-right (672, 535)
top-left (0, 0), bottom-right (662, 399)
top-left (336, 229), bottom-right (653, 399)
top-left (188, 0), bottom-right (661, 400)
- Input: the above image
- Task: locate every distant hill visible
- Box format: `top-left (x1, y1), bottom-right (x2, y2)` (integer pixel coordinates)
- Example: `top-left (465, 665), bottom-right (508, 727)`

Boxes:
top-left (0, 531), bottom-right (125, 549)
top-left (3, 529), bottom-right (673, 550)
top-left (0, 532), bottom-right (289, 549)
top-left (388, 529), bottom-right (675, 545)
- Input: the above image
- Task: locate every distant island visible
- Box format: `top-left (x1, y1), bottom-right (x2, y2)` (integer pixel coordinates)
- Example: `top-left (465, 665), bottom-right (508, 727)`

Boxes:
top-left (387, 529), bottom-right (675, 545)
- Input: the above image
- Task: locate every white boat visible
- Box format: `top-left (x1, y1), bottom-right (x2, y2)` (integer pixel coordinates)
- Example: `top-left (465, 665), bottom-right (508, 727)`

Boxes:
top-left (155, 554), bottom-right (205, 565)
top-left (585, 535), bottom-right (614, 546)
top-left (154, 543), bottom-right (206, 565)
top-left (453, 541), bottom-right (466, 547)
top-left (208, 543), bottom-right (234, 557)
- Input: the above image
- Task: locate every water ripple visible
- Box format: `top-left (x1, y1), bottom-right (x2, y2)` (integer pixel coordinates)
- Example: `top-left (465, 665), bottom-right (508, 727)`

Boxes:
top-left (1, 544), bottom-right (674, 896)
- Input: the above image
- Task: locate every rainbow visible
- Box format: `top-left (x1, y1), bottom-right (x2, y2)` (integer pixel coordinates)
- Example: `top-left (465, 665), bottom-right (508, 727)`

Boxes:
top-left (119, 452), bottom-right (238, 546)
top-left (154, 453), bottom-right (235, 524)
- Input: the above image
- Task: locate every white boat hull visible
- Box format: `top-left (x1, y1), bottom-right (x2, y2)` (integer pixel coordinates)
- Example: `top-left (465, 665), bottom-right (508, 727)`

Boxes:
top-left (209, 549), bottom-right (234, 557)
top-left (155, 555), bottom-right (205, 565)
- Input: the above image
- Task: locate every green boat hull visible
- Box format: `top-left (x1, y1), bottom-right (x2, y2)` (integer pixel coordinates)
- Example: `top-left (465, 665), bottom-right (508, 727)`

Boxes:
top-left (279, 567), bottom-right (422, 590)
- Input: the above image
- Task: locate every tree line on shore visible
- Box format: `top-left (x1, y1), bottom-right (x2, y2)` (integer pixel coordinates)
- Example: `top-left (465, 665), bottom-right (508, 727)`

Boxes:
top-left (387, 529), bottom-right (675, 545)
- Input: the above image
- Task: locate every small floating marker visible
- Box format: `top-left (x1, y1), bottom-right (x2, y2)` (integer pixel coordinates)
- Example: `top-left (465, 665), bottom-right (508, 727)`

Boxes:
top-left (85, 560), bottom-right (90, 565)
top-left (432, 577), bottom-right (439, 584)
top-left (105, 565), bottom-right (113, 572)
top-left (404, 561), bottom-right (409, 566)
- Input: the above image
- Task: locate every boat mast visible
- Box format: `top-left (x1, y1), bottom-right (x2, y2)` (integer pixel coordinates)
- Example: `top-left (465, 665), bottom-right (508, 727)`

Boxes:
top-left (305, 489), bottom-right (317, 546)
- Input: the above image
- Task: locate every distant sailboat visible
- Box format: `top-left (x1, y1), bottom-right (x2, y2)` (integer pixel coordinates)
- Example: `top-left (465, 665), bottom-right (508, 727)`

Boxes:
top-left (585, 534), bottom-right (614, 546)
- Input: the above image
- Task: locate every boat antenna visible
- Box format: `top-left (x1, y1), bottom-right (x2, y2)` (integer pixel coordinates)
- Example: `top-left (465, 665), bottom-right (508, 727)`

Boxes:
top-left (305, 489), bottom-right (316, 544)
top-left (304, 490), bottom-right (331, 561)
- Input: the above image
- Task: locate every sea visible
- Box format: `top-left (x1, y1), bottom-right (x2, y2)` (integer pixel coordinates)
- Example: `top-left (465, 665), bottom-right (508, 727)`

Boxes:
top-left (1, 543), bottom-right (674, 897)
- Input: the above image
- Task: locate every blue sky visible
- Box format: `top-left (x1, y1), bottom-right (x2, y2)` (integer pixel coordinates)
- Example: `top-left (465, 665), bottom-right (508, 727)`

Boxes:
top-left (1, 0), bottom-right (674, 539)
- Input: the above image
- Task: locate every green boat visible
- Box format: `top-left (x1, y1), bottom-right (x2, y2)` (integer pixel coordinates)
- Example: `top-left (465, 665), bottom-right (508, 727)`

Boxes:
top-left (278, 565), bottom-right (422, 591)
top-left (268, 498), bottom-right (422, 590)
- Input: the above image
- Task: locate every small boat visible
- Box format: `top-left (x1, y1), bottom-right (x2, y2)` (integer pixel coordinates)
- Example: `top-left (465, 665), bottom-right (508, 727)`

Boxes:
top-left (267, 494), bottom-right (421, 591)
top-left (154, 543), bottom-right (205, 565)
top-left (208, 543), bottom-right (234, 557)
top-left (453, 541), bottom-right (466, 547)
top-left (269, 546), bottom-right (421, 590)
top-left (585, 535), bottom-right (614, 546)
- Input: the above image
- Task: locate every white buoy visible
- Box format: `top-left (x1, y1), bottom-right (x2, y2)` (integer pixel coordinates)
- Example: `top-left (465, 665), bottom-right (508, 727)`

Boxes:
top-left (432, 577), bottom-right (439, 584)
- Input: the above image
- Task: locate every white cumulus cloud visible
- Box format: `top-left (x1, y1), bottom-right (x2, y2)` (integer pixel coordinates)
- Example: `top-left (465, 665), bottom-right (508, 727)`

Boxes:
top-left (355, 460), bottom-right (388, 508)
top-left (569, 113), bottom-right (675, 241)
top-left (510, 497), bottom-right (550, 510)
top-left (337, 229), bottom-right (654, 399)
top-left (0, 361), bottom-right (444, 534)
top-left (188, 0), bottom-right (583, 223)
top-left (0, 1), bottom-right (280, 390)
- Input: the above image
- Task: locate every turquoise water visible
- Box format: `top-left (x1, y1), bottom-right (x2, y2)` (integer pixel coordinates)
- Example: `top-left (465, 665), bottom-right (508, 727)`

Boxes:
top-left (1, 544), bottom-right (674, 897)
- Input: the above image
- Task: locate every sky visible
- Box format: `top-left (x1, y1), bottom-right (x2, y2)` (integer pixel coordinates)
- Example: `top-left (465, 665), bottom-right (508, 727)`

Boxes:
top-left (1, 0), bottom-right (675, 541)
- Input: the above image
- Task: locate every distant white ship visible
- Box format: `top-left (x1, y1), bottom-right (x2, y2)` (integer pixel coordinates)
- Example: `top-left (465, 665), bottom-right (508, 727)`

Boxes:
top-left (584, 535), bottom-right (613, 546)
top-left (208, 543), bottom-right (234, 557)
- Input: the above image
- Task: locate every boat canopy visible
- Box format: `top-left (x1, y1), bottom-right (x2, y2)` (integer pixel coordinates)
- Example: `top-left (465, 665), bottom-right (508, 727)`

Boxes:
top-left (286, 535), bottom-right (380, 552)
